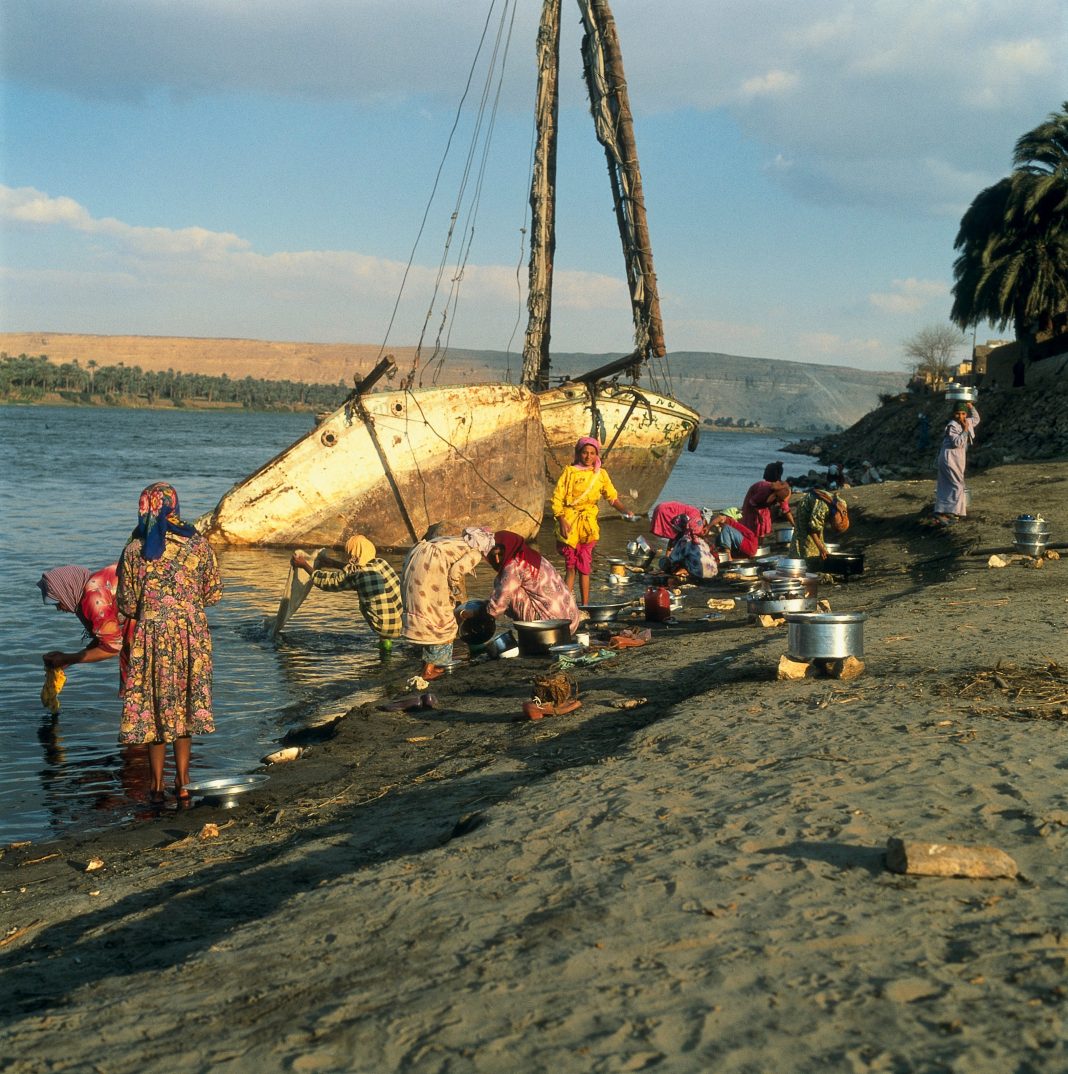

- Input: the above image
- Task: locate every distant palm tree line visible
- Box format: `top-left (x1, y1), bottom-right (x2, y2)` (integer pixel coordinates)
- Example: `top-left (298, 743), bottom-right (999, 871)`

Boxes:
top-left (0, 352), bottom-right (348, 410)
top-left (951, 100), bottom-right (1068, 350)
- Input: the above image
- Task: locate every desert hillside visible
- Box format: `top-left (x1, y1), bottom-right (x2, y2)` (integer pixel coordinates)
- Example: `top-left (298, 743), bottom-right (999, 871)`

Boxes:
top-left (0, 332), bottom-right (905, 430)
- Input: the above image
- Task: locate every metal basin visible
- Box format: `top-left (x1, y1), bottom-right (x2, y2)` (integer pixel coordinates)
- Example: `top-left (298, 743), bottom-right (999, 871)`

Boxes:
top-left (183, 774), bottom-right (270, 809)
top-left (785, 612), bottom-right (867, 660)
top-left (945, 384), bottom-right (979, 402)
top-left (579, 601), bottom-right (634, 623)
top-left (772, 526), bottom-right (795, 544)
top-left (725, 563), bottom-right (762, 579)
top-left (514, 619), bottom-right (572, 655)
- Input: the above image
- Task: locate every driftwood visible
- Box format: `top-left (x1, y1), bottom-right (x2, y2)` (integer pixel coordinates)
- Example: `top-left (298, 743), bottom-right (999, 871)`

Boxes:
top-left (885, 837), bottom-right (1018, 879)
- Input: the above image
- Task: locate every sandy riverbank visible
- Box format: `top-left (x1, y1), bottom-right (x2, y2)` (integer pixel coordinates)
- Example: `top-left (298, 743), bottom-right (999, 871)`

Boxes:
top-left (2, 461), bottom-right (1067, 1073)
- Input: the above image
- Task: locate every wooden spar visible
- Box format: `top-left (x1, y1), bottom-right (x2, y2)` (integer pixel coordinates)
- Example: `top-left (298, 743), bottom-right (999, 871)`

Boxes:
top-left (578, 0), bottom-right (666, 360)
top-left (521, 0), bottom-right (562, 392)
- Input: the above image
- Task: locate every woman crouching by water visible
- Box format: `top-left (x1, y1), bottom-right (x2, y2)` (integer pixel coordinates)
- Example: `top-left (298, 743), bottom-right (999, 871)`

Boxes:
top-left (117, 482), bottom-right (222, 808)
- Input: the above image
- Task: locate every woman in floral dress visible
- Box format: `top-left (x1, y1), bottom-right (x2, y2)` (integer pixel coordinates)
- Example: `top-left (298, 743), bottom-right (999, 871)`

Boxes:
top-left (117, 482), bottom-right (222, 806)
top-left (484, 531), bottom-right (581, 633)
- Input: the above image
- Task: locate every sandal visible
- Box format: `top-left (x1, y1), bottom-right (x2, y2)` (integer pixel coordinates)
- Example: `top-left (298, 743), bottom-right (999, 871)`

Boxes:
top-left (149, 789), bottom-right (166, 808)
top-left (174, 784), bottom-right (192, 809)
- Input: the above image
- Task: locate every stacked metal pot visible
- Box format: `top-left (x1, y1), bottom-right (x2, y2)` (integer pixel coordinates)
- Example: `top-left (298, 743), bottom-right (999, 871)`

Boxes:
top-left (1013, 515), bottom-right (1050, 557)
top-left (745, 555), bottom-right (819, 617)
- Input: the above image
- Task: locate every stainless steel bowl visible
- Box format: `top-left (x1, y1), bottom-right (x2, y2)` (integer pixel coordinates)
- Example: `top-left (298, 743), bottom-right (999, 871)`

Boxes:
top-left (785, 612), bottom-right (867, 660)
top-left (772, 526), bottom-right (795, 544)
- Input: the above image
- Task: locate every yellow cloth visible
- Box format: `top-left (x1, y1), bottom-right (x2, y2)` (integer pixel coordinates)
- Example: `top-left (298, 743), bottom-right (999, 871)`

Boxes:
top-left (551, 466), bottom-right (618, 547)
top-left (41, 666), bottom-right (66, 714)
top-left (344, 534), bottom-right (376, 565)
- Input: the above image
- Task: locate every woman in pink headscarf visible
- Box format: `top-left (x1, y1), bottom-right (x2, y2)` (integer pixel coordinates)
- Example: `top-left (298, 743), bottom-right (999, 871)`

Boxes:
top-left (484, 531), bottom-right (581, 633)
top-left (550, 437), bottom-right (634, 605)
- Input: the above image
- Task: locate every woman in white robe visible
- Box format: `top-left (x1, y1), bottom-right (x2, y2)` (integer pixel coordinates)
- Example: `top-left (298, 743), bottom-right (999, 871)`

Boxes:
top-left (934, 402), bottom-right (979, 521)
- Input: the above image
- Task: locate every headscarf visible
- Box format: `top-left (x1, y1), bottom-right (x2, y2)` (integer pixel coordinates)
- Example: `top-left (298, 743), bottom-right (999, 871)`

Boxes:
top-left (671, 512), bottom-right (703, 539)
top-left (344, 534), bottom-right (375, 565)
top-left (573, 436), bottom-right (602, 472)
top-left (37, 565), bottom-right (91, 611)
top-left (492, 530), bottom-right (542, 575)
top-left (134, 482), bottom-right (197, 561)
top-left (462, 526), bottom-right (496, 557)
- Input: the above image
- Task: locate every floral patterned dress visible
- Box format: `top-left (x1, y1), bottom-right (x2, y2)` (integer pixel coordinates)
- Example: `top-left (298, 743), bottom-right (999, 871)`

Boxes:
top-left (117, 532), bottom-right (222, 745)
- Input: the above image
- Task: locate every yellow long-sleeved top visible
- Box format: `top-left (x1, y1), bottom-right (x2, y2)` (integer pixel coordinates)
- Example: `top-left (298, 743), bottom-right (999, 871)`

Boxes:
top-left (550, 465), bottom-right (618, 547)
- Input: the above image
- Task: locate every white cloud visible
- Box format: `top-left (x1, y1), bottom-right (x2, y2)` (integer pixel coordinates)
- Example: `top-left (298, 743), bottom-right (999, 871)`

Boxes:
top-left (869, 278), bottom-right (947, 315)
top-left (738, 70), bottom-right (798, 99)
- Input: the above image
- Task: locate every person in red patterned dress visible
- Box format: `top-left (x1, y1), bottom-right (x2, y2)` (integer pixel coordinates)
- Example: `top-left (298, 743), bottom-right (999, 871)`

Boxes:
top-left (38, 563), bottom-right (131, 689)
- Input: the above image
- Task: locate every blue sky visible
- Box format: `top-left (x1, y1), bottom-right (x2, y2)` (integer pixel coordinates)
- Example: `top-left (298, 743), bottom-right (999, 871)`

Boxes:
top-left (1, 0), bottom-right (1064, 372)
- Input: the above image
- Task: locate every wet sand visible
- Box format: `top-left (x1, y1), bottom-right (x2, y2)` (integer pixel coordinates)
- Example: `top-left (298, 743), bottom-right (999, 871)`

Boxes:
top-left (2, 461), bottom-right (1067, 1073)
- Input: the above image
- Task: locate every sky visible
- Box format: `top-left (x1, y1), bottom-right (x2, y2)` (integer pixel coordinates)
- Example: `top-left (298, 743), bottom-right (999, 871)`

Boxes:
top-left (1, 0), bottom-right (1065, 373)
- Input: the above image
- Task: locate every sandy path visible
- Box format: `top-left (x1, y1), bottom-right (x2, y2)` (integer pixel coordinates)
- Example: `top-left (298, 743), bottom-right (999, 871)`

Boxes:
top-left (2, 462), bottom-right (1066, 1073)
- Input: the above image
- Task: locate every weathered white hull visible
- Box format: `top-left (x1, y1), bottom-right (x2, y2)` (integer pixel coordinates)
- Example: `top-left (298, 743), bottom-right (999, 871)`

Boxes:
top-left (538, 382), bottom-right (700, 516)
top-left (197, 383), bottom-right (546, 550)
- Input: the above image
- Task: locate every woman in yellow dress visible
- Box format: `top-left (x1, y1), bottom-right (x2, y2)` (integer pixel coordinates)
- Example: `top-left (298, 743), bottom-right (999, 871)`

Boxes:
top-left (550, 437), bottom-right (634, 605)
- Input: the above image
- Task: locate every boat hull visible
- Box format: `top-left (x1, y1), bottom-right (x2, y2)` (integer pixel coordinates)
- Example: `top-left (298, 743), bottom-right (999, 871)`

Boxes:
top-left (197, 383), bottom-right (546, 550)
top-left (538, 382), bottom-right (701, 516)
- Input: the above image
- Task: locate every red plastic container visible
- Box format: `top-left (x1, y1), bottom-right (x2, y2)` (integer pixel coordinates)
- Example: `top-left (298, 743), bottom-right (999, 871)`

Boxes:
top-left (644, 586), bottom-right (672, 622)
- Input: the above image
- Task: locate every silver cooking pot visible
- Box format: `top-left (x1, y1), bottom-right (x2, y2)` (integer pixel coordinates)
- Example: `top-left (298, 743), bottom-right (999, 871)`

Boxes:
top-left (486, 631), bottom-right (519, 658)
top-left (785, 612), bottom-right (867, 660)
top-left (513, 619), bottom-right (572, 655)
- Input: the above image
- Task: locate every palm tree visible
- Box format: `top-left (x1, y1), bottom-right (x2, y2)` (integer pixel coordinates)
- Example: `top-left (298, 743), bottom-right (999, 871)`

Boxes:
top-left (951, 101), bottom-right (1068, 347)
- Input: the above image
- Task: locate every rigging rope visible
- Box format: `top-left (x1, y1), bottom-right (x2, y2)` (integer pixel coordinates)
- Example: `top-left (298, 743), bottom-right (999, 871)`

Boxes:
top-left (375, 0), bottom-right (508, 370)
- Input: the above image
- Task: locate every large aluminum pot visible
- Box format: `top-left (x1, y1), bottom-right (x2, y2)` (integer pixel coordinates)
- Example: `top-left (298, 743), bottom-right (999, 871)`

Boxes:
top-left (1013, 538), bottom-right (1048, 557)
top-left (514, 619), bottom-right (572, 655)
top-left (785, 612), bottom-right (867, 660)
top-left (772, 525), bottom-right (795, 545)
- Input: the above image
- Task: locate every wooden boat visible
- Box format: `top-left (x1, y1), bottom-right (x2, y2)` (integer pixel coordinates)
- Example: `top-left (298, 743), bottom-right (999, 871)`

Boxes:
top-left (197, 358), bottom-right (545, 550)
top-left (522, 0), bottom-right (701, 515)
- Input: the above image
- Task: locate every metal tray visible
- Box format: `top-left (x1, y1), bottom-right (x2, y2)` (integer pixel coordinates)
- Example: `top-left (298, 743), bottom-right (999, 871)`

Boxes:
top-left (183, 774), bottom-right (270, 808)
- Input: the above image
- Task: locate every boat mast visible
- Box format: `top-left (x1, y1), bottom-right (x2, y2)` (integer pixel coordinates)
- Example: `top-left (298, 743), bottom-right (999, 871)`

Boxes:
top-left (521, 0), bottom-right (562, 391)
top-left (578, 0), bottom-right (666, 362)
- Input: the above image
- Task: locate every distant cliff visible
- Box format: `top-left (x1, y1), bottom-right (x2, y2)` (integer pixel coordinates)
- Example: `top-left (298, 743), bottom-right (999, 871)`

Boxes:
top-left (0, 333), bottom-right (904, 432)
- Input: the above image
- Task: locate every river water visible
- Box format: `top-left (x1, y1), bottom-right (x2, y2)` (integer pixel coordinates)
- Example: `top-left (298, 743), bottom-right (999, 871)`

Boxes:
top-left (0, 404), bottom-right (807, 843)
